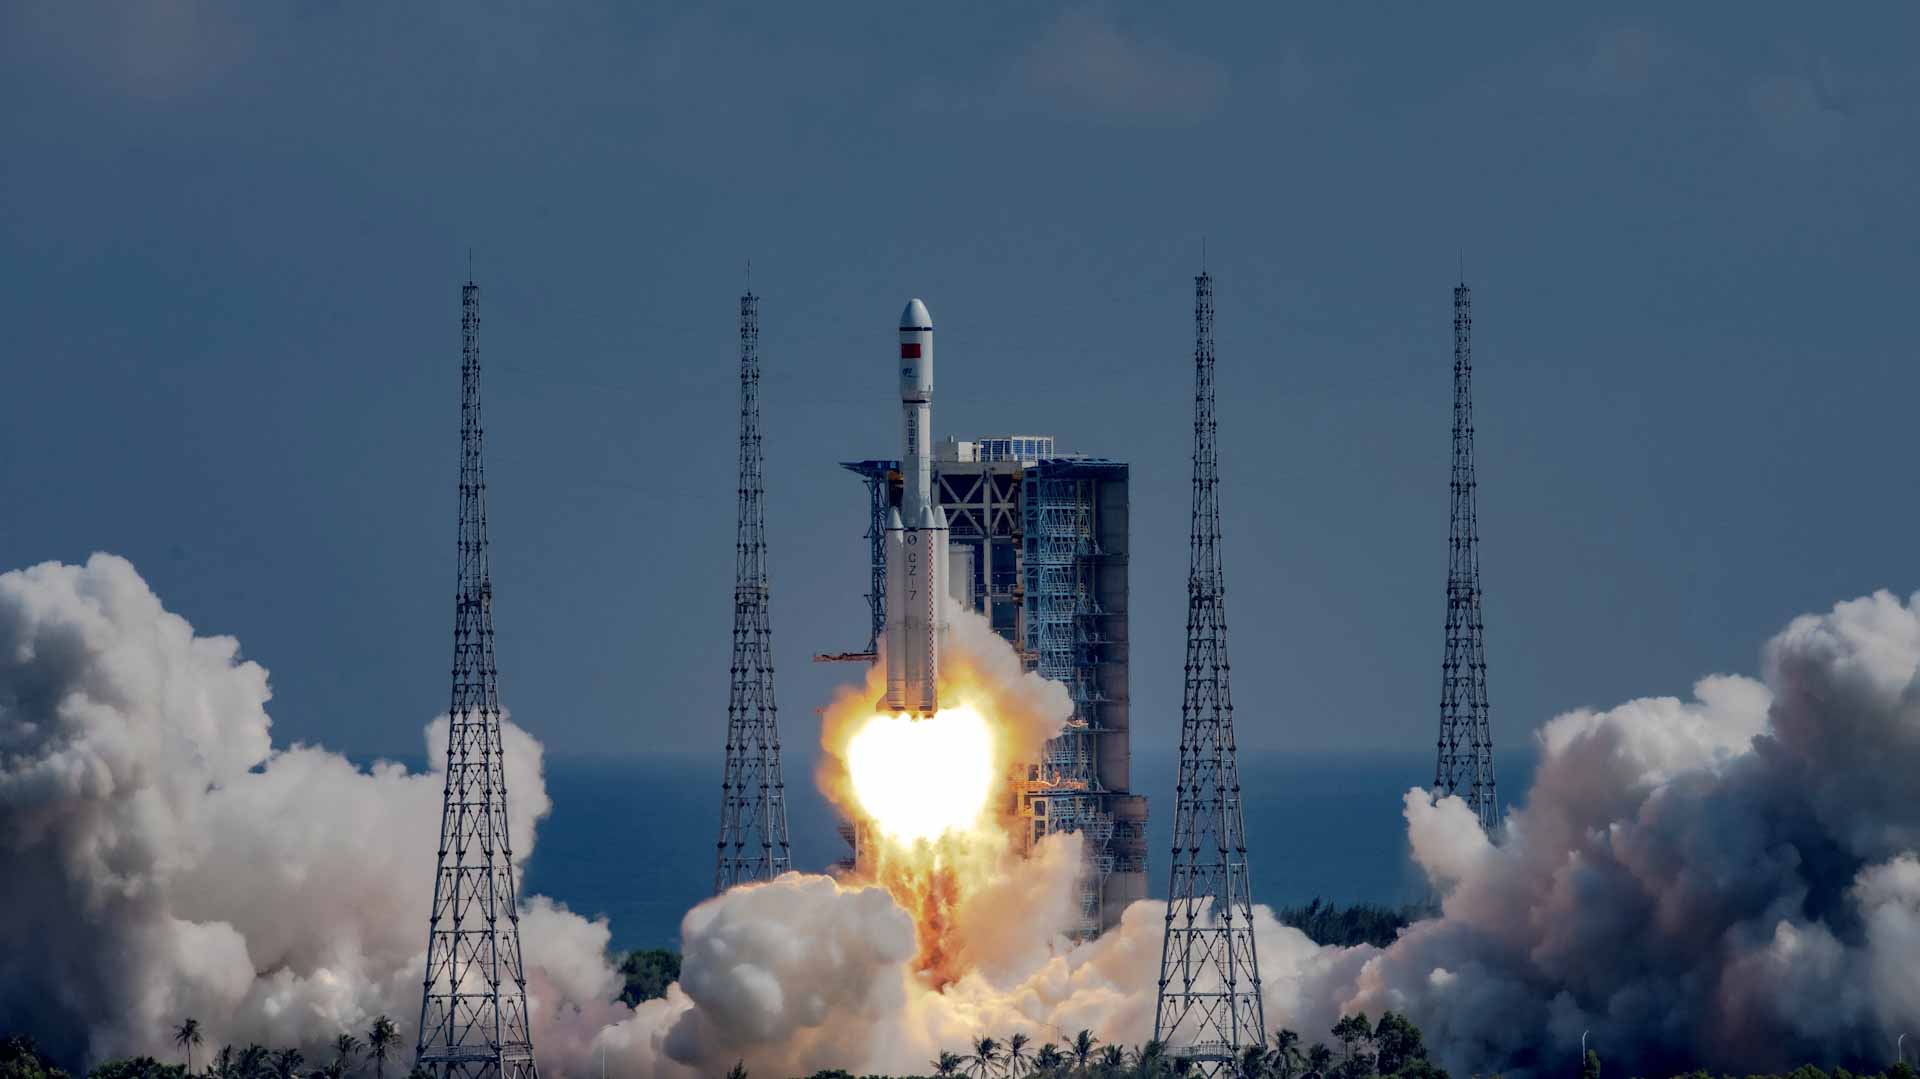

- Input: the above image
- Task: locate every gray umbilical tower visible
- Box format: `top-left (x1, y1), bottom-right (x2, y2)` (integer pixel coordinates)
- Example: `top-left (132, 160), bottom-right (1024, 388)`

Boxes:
top-left (1155, 269), bottom-right (1264, 1073)
top-left (415, 280), bottom-right (541, 1079)
top-left (1434, 281), bottom-right (1498, 832)
top-left (715, 289), bottom-right (792, 891)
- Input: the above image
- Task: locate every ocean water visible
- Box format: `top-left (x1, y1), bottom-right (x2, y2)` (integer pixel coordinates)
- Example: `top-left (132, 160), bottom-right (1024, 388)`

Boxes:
top-left (523, 747), bottom-right (1538, 952)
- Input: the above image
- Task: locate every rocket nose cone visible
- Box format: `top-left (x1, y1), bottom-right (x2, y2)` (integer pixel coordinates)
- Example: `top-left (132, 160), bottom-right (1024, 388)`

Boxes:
top-left (900, 298), bottom-right (932, 331)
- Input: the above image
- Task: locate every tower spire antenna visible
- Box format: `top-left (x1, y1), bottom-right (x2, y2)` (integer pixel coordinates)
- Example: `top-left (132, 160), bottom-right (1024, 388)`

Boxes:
top-left (715, 287), bottom-right (793, 892)
top-left (1434, 279), bottom-right (1498, 832)
top-left (415, 279), bottom-right (542, 1079)
top-left (1154, 266), bottom-right (1264, 1074)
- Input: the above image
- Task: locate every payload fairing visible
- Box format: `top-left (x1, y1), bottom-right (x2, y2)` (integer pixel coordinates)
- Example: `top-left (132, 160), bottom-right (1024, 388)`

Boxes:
top-left (882, 298), bottom-right (948, 718)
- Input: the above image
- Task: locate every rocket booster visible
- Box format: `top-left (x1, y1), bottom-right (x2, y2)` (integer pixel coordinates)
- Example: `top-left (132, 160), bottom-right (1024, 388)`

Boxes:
top-left (882, 298), bottom-right (948, 718)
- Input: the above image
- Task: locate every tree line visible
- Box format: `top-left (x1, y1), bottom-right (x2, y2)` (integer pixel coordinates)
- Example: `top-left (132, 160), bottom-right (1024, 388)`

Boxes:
top-left (911, 1009), bottom-right (1444, 1079)
top-left (9, 997), bottom-right (1920, 1079)
top-left (1, 1016), bottom-right (425, 1079)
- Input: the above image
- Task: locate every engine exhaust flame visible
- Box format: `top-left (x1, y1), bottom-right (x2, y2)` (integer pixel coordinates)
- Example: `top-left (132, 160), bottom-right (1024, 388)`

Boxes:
top-left (846, 707), bottom-right (995, 845)
top-left (817, 610), bottom-right (1077, 983)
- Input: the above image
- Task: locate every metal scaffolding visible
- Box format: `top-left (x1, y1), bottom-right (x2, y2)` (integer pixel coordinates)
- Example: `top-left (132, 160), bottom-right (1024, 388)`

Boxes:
top-left (1155, 269), bottom-right (1263, 1074)
top-left (1435, 281), bottom-right (1499, 832)
top-left (853, 463), bottom-right (893, 656)
top-left (836, 450), bottom-right (1145, 935)
top-left (716, 291), bottom-right (792, 891)
top-left (414, 280), bottom-right (541, 1079)
top-left (1020, 466), bottom-right (1116, 940)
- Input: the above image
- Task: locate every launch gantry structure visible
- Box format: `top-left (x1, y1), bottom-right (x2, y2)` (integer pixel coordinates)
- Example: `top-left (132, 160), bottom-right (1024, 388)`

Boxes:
top-left (1154, 269), bottom-right (1264, 1074)
top-left (836, 444), bottom-right (1146, 941)
top-left (715, 290), bottom-right (792, 891)
top-left (414, 280), bottom-right (541, 1079)
top-left (1434, 281), bottom-right (1499, 833)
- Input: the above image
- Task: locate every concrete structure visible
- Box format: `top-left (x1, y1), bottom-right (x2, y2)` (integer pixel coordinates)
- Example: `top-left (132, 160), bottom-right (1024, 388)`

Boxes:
top-left (840, 435), bottom-right (1146, 939)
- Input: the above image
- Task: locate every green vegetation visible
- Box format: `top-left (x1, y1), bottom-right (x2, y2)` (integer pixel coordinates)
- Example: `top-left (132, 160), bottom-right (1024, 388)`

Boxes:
top-left (363, 1020), bottom-right (397, 1079)
top-left (1, 1037), bottom-right (74, 1079)
top-left (917, 1015), bottom-right (1438, 1079)
top-left (0, 1017), bottom-right (410, 1079)
top-left (83, 1060), bottom-right (188, 1079)
top-left (12, 1005), bottom-right (1920, 1079)
top-left (618, 947), bottom-right (682, 1006)
top-left (1275, 899), bottom-right (1427, 949)
top-left (173, 1023), bottom-right (201, 1076)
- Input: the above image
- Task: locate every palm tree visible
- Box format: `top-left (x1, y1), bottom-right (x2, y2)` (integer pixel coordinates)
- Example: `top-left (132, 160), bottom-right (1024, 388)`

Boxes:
top-left (1131, 1041), bottom-right (1168, 1079)
top-left (1033, 1045), bottom-right (1065, 1077)
top-left (1269, 1031), bottom-right (1302, 1079)
top-left (968, 1037), bottom-right (1004, 1078)
top-left (364, 1018), bottom-right (398, 1079)
top-left (1303, 1044), bottom-right (1332, 1079)
top-left (271, 1047), bottom-right (304, 1079)
top-left (212, 1045), bottom-right (236, 1079)
top-left (175, 1019), bottom-right (203, 1074)
top-left (933, 1051), bottom-right (966, 1077)
top-left (723, 1063), bottom-right (748, 1079)
top-left (332, 1034), bottom-right (361, 1075)
top-left (1005, 1034), bottom-right (1032, 1078)
top-left (237, 1044), bottom-right (271, 1079)
top-left (1237, 1044), bottom-right (1270, 1079)
top-left (1068, 1031), bottom-right (1099, 1077)
top-left (1095, 1046), bottom-right (1124, 1077)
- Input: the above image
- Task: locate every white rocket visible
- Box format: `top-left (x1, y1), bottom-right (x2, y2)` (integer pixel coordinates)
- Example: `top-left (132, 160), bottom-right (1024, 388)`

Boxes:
top-left (882, 298), bottom-right (948, 718)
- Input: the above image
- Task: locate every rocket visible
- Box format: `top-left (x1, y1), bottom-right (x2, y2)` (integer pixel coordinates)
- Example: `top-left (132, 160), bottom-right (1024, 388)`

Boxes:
top-left (882, 298), bottom-right (948, 718)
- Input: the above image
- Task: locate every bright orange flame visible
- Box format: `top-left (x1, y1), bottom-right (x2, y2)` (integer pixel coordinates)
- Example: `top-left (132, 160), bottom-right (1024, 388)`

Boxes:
top-left (846, 708), bottom-right (995, 844)
top-left (817, 616), bottom-right (1073, 984)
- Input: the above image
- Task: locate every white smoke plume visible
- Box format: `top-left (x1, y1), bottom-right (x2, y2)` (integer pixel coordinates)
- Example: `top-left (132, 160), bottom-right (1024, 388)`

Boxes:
top-left (623, 589), bottom-right (1920, 1076)
top-left (8, 553), bottom-right (1920, 1077)
top-left (1324, 591), bottom-right (1920, 1075)
top-left (0, 555), bottom-right (626, 1071)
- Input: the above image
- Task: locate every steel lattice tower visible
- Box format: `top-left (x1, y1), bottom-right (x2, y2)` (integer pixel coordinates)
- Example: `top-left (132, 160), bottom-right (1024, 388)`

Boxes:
top-left (1434, 281), bottom-right (1498, 832)
top-left (1155, 270), bottom-right (1264, 1072)
top-left (415, 280), bottom-right (540, 1079)
top-left (715, 290), bottom-right (792, 891)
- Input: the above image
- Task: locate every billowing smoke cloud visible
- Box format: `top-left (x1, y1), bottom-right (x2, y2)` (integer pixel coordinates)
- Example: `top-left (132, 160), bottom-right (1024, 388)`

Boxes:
top-left (0, 555), bottom-right (625, 1070)
top-left (608, 589), bottom-right (1920, 1076)
top-left (9, 553), bottom-right (1920, 1078)
top-left (1325, 591), bottom-right (1920, 1075)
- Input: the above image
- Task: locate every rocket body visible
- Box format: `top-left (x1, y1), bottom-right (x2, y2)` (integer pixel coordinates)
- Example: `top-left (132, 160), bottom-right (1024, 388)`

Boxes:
top-left (883, 298), bottom-right (947, 717)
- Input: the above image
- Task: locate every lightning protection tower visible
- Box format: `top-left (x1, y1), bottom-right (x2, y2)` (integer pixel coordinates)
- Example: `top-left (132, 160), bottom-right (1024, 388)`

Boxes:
top-left (715, 290), bottom-right (792, 891)
top-left (415, 280), bottom-right (541, 1079)
top-left (1434, 281), bottom-right (1498, 831)
top-left (1155, 269), bottom-right (1264, 1073)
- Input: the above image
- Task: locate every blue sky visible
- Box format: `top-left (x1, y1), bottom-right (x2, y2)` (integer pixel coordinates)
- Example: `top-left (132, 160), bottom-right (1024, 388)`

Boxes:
top-left (1, 4), bottom-right (1915, 765)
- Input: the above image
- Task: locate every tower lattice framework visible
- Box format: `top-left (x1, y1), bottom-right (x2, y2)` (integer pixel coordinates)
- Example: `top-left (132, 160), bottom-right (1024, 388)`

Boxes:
top-left (1434, 281), bottom-right (1498, 832)
top-left (1155, 270), bottom-right (1264, 1072)
top-left (415, 280), bottom-right (540, 1079)
top-left (715, 290), bottom-right (792, 891)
